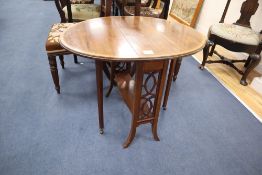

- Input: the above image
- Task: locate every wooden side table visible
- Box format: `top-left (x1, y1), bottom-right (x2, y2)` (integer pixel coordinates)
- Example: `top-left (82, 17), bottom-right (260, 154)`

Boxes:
top-left (60, 16), bottom-right (206, 148)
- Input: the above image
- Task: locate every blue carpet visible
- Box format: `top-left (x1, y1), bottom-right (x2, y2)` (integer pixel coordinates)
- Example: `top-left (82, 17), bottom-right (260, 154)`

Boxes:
top-left (1, 1), bottom-right (262, 175)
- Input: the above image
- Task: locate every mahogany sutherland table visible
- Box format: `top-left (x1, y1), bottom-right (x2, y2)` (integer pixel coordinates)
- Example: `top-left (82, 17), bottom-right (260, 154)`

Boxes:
top-left (60, 16), bottom-right (206, 148)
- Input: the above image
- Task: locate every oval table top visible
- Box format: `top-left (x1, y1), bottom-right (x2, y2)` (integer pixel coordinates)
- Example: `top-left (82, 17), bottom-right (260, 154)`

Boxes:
top-left (60, 16), bottom-right (206, 61)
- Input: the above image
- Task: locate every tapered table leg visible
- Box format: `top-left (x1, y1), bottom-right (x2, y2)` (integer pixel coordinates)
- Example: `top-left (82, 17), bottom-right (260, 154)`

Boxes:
top-left (95, 60), bottom-right (104, 134)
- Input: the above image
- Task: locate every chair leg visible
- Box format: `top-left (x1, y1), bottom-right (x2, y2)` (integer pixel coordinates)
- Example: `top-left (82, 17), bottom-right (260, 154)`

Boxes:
top-left (59, 55), bottom-right (65, 69)
top-left (173, 58), bottom-right (182, 81)
top-left (48, 56), bottom-right (60, 94)
top-left (115, 7), bottom-right (119, 16)
top-left (119, 5), bottom-right (124, 16)
top-left (112, 0), bottom-right (115, 15)
top-left (74, 54), bottom-right (78, 64)
top-left (105, 62), bottom-right (115, 97)
top-left (162, 59), bottom-right (176, 110)
top-left (209, 43), bottom-right (216, 56)
top-left (240, 54), bottom-right (261, 86)
top-left (244, 56), bottom-right (252, 68)
top-left (103, 62), bottom-right (111, 80)
top-left (200, 40), bottom-right (213, 70)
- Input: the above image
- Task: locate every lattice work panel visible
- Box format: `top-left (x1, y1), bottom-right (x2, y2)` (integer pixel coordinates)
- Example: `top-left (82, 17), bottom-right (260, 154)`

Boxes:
top-left (139, 71), bottom-right (161, 120)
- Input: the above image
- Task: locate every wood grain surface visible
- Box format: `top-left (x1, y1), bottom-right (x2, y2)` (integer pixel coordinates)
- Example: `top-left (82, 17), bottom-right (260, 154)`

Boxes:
top-left (60, 16), bottom-right (206, 61)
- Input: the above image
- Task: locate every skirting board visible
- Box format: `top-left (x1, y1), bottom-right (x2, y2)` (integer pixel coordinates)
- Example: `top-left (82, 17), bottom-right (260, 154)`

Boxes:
top-left (192, 55), bottom-right (262, 123)
top-left (251, 77), bottom-right (262, 95)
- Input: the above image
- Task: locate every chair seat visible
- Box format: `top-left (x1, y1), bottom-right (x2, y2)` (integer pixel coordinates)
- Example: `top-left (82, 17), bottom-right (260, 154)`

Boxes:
top-left (210, 23), bottom-right (261, 46)
top-left (46, 23), bottom-right (74, 53)
top-left (70, 0), bottom-right (93, 4)
top-left (63, 4), bottom-right (100, 22)
top-left (124, 6), bottom-right (161, 18)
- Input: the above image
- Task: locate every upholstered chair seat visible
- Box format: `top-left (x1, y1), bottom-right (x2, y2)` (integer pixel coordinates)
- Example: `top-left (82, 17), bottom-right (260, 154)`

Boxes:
top-left (210, 23), bottom-right (261, 46)
top-left (124, 6), bottom-right (161, 18)
top-left (46, 23), bottom-right (74, 53)
top-left (62, 4), bottom-right (100, 22)
top-left (70, 0), bottom-right (93, 4)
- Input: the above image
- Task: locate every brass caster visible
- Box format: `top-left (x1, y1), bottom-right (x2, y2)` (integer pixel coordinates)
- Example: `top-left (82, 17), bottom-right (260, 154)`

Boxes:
top-left (122, 143), bottom-right (129, 149)
top-left (56, 88), bottom-right (60, 94)
top-left (99, 128), bottom-right (104, 134)
top-left (154, 136), bottom-right (160, 141)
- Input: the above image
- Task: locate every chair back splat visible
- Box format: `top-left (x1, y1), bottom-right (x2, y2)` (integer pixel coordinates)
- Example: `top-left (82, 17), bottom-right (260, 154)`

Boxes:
top-left (220, 0), bottom-right (259, 28)
top-left (54, 0), bottom-right (112, 22)
top-left (55, 0), bottom-right (67, 22)
top-left (235, 0), bottom-right (259, 28)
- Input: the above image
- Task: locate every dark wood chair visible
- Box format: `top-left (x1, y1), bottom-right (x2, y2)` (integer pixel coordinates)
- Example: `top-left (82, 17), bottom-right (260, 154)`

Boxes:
top-left (114, 0), bottom-right (152, 16)
top-left (46, 0), bottom-right (112, 93)
top-left (54, 0), bottom-right (112, 63)
top-left (200, 0), bottom-right (262, 85)
top-left (123, 0), bottom-right (170, 19)
top-left (54, 0), bottom-right (102, 23)
top-left (55, 0), bottom-right (96, 63)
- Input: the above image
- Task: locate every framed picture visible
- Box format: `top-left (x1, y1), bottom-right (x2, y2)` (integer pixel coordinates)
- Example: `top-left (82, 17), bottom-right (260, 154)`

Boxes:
top-left (170, 0), bottom-right (204, 28)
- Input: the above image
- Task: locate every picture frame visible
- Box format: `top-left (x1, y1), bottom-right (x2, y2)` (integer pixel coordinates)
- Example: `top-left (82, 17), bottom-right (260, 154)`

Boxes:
top-left (169, 0), bottom-right (204, 28)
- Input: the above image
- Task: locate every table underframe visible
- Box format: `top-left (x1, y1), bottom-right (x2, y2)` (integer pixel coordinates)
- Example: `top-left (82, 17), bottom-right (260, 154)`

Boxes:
top-left (95, 59), bottom-right (174, 148)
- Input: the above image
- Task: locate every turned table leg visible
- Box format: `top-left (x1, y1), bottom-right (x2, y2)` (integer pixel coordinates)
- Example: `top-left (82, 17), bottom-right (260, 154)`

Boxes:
top-left (48, 55), bottom-right (60, 94)
top-left (95, 60), bottom-right (104, 134)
